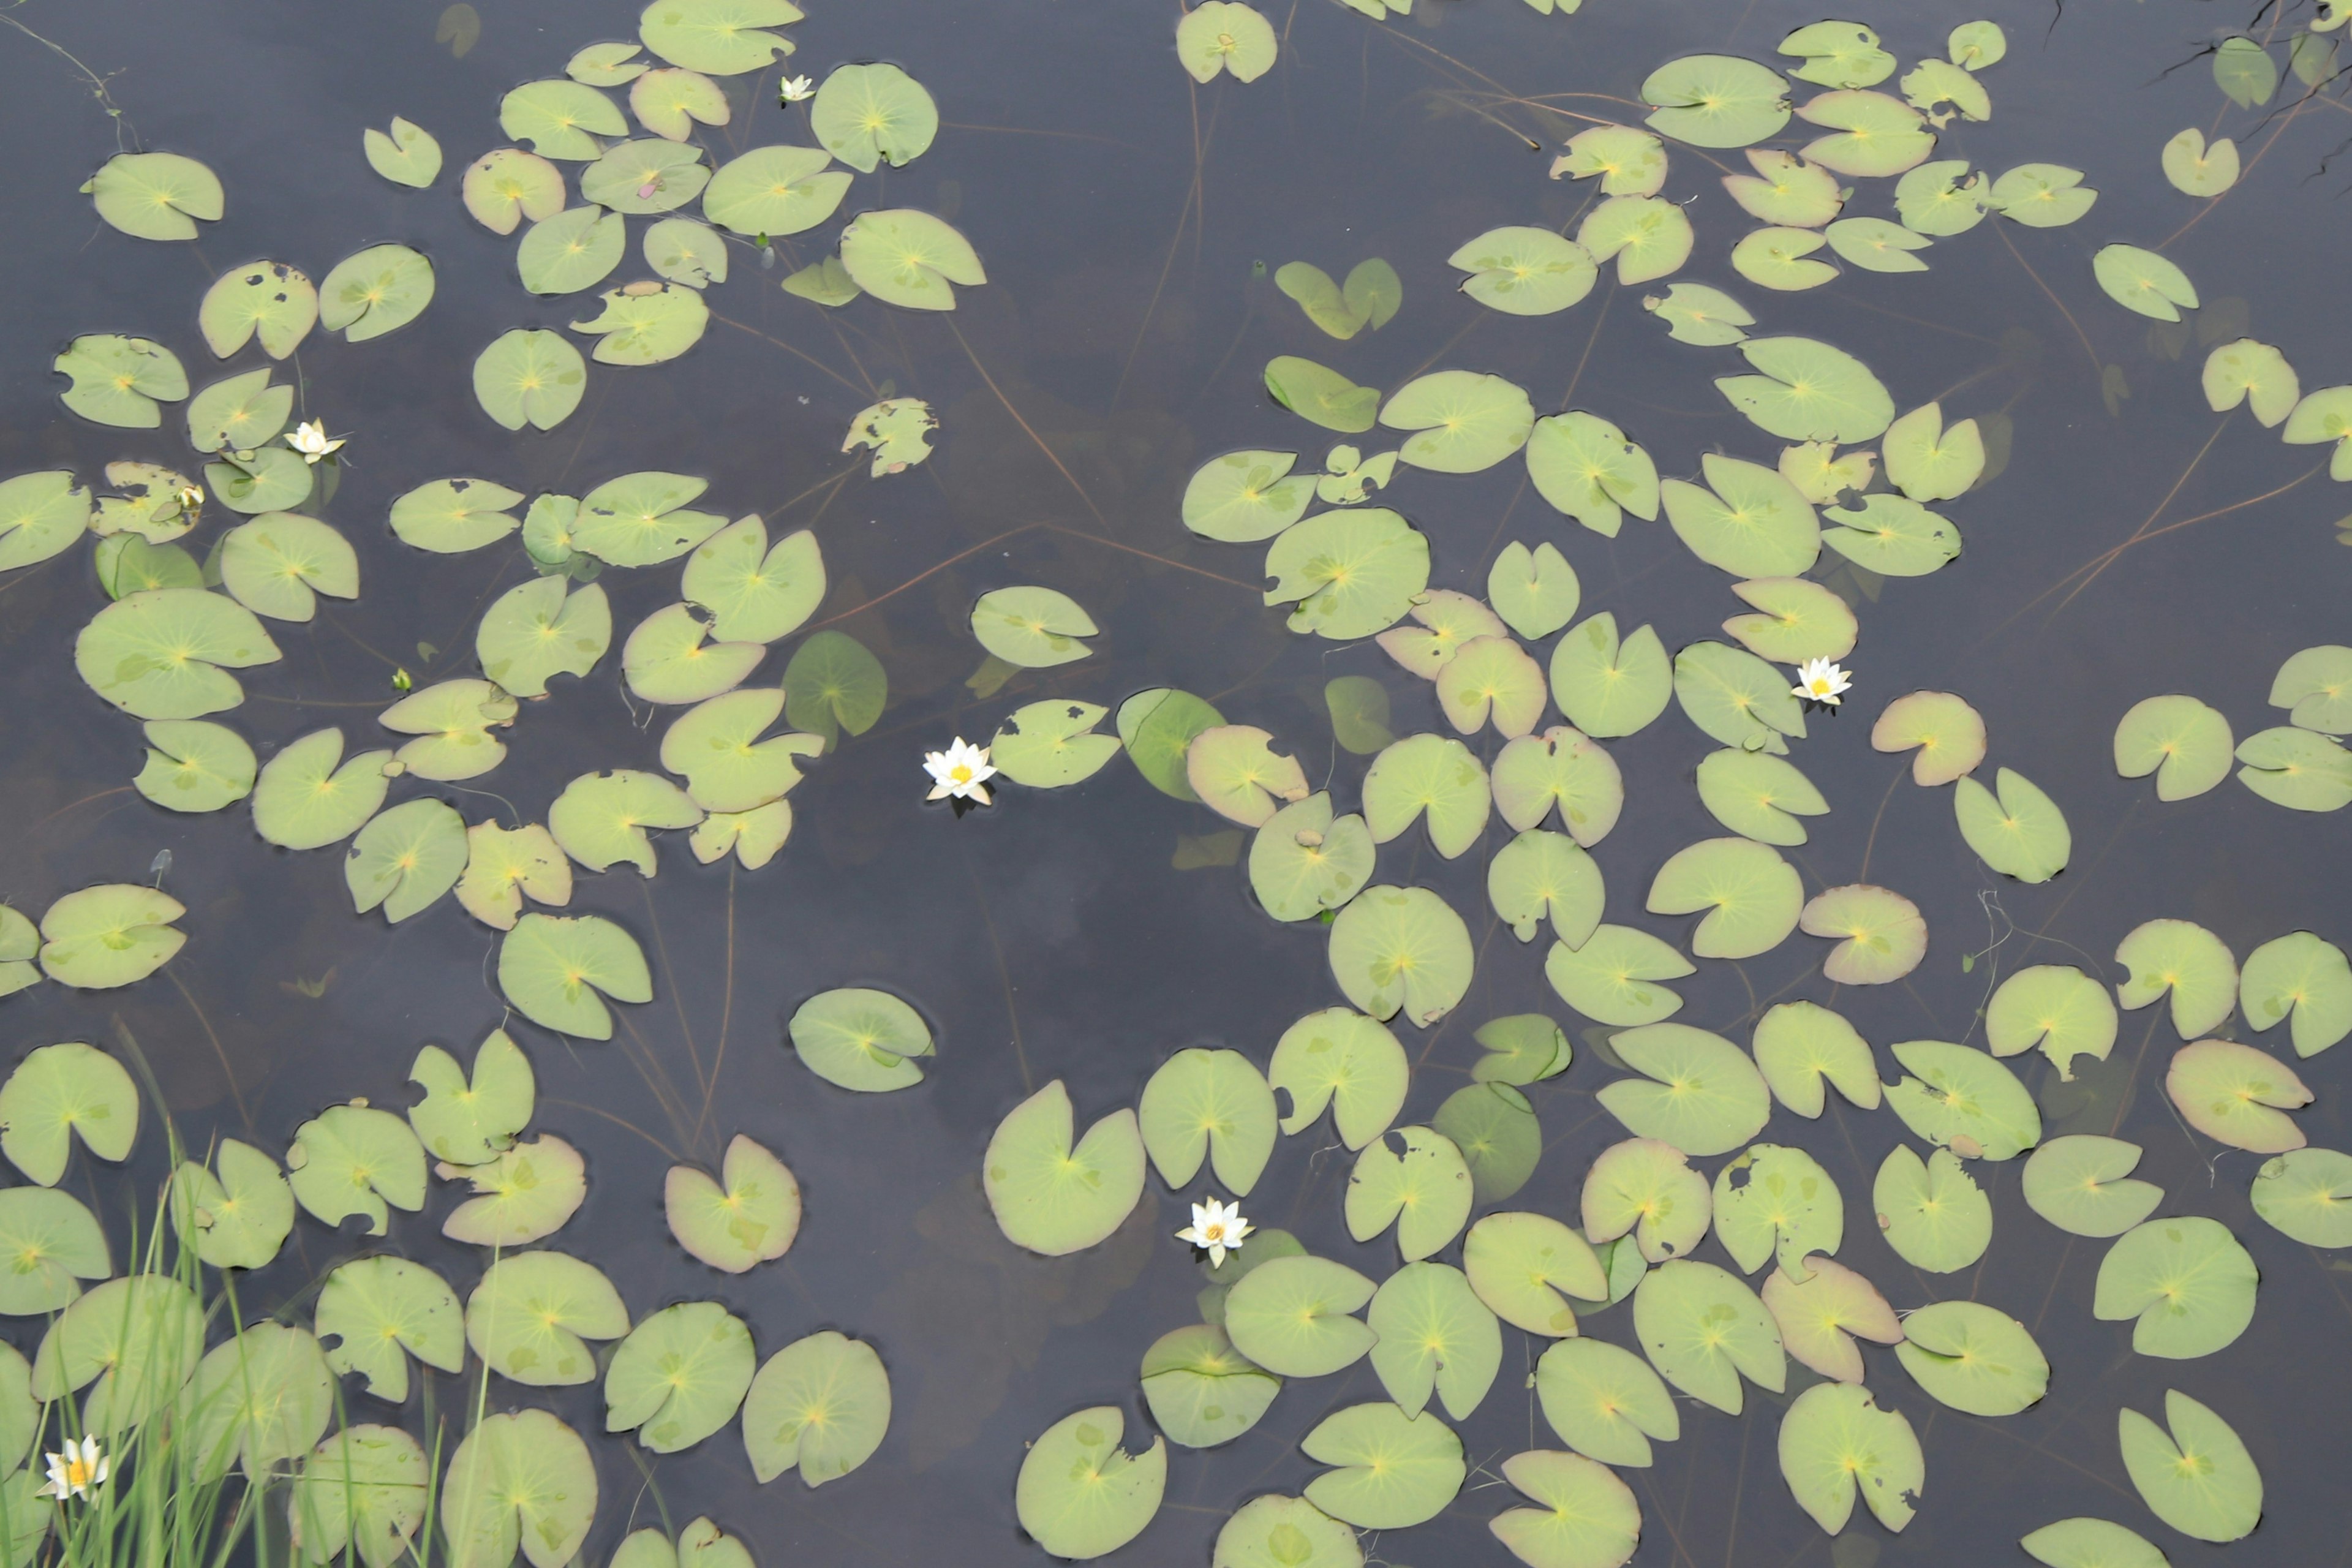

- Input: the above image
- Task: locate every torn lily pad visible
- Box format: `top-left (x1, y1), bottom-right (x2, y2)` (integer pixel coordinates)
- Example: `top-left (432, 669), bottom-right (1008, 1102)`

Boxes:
top-left (843, 398), bottom-right (935, 476)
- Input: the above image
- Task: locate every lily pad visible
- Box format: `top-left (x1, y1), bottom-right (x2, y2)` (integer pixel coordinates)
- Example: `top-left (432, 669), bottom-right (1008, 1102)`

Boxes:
top-left (1955, 767), bottom-right (2070, 882)
top-left (319, 244), bottom-right (435, 342)
top-left (1632, 1259), bottom-right (1784, 1415)
top-left (314, 1256), bottom-right (463, 1401)
top-left (346, 799), bottom-right (467, 923)
top-left (631, 69), bottom-right (728, 141)
top-left (666, 1134), bottom-right (800, 1272)
top-left (465, 1251), bottom-right (627, 1385)
top-left (702, 146), bottom-right (850, 238)
top-left (2241, 931), bottom-right (2352, 1056)
top-left (1177, 2), bottom-right (1279, 83)
top-left (442, 1135), bottom-right (586, 1246)
top-left (1723, 576), bottom-right (1856, 663)
top-left (1188, 725), bottom-right (1308, 827)
top-left (1778, 1383), bottom-right (1921, 1535)
top-left (1536, 1337), bottom-right (1679, 1466)
top-left (1224, 1254), bottom-right (1378, 1377)
top-left (2116, 919), bottom-right (2237, 1037)
top-left (2117, 1390), bottom-right (2261, 1542)
top-left (1823, 494), bottom-right (1962, 576)
top-left (379, 679), bottom-right (517, 783)
top-left (2023, 1136), bottom-right (2164, 1238)
top-left (462, 148), bottom-right (567, 233)
top-left (1139, 1048), bottom-right (1276, 1195)
top-left (1268, 1008), bottom-right (1408, 1147)
top-left (1752, 1001), bottom-right (1880, 1116)
top-left (2203, 338), bottom-right (2299, 426)
top-left (1896, 160), bottom-right (1986, 234)
top-left (1826, 216), bottom-right (1931, 272)
top-left (1695, 750), bottom-right (1826, 846)
top-left (1731, 227), bottom-right (1838, 291)
top-left (1361, 733), bottom-right (1487, 855)
top-left (1264, 356), bottom-right (1378, 432)
top-left (221, 513), bottom-right (359, 623)
top-left (605, 1300), bottom-right (755, 1452)
top-left (783, 630), bottom-right (886, 745)
top-left (1248, 794), bottom-right (1374, 921)
top-left (287, 1104), bottom-right (426, 1235)
top-left (1329, 884), bottom-right (1474, 1027)
top-left (1303, 1402), bottom-right (1464, 1531)
top-left (984, 1081), bottom-right (1145, 1256)
top-left (32, 1274), bottom-right (203, 1433)
top-left (389, 478), bottom-right (524, 554)
top-left (1346, 1126), bottom-right (1473, 1261)
top-left (1798, 89), bottom-right (1934, 176)
top-left (1713, 1144), bottom-right (1841, 1277)
top-left (2250, 1148), bottom-right (2352, 1248)
top-left (1264, 507), bottom-right (1430, 638)
top-left (35, 889), bottom-right (186, 992)
top-left (1182, 450), bottom-right (1314, 542)
top-left (1546, 924), bottom-right (1692, 1027)
top-left (206, 446), bottom-right (314, 516)
top-left (663, 688), bottom-right (821, 811)
top-left (187, 1322), bottom-right (337, 1481)
top-left (1641, 55), bottom-right (1791, 147)
top-left (1880, 402), bottom-right (1985, 502)
top-left (2114, 695), bottom-right (2233, 799)
top-left (1725, 149), bottom-right (1845, 227)
top-left (1437, 636), bottom-right (1547, 739)
top-left (475, 330), bottom-right (589, 431)
top-left (1760, 1256), bottom-right (1901, 1383)
top-left (1492, 728), bottom-right (1622, 844)
top-left (1576, 195), bottom-right (1694, 284)
top-left (1448, 227), bottom-right (1596, 315)
top-left (1140, 1324), bottom-right (1280, 1449)
top-left (2018, 1519), bottom-right (2171, 1568)
top-left (137, 719), bottom-right (257, 813)
top-left (292, 1425), bottom-right (431, 1568)
top-left (498, 913), bottom-right (652, 1040)
top-left (1644, 282), bottom-right (1753, 344)
top-left (1875, 1145), bottom-right (1992, 1270)
top-left (1872, 690), bottom-right (1986, 784)
top-left (1663, 456), bottom-right (1821, 579)
top-left (1801, 884), bottom-right (1926, 984)
top-left (2093, 245), bottom-right (2199, 323)
top-left (839, 208), bottom-right (984, 310)
top-left (1017, 1405), bottom-right (1165, 1558)
top-left (408, 1029), bottom-right (533, 1164)
top-left (1550, 615), bottom-right (1673, 737)
top-left (1674, 640), bottom-right (1807, 755)
top-left (1488, 541), bottom-right (1583, 637)
top-left (2236, 725), bottom-right (2352, 809)
top-left (1719, 336), bottom-right (1894, 443)
top-left (1599, 1023), bottom-right (1772, 1157)
top-left (1378, 589), bottom-right (1508, 678)
top-left (682, 517), bottom-right (824, 642)
top-left (811, 62), bottom-right (937, 173)
top-left (76, 587), bottom-right (281, 720)
top-left (1472, 1015), bottom-right (1571, 1086)
top-left (1489, 1450), bottom-right (1642, 1568)
top-left (2094, 1216), bottom-right (2257, 1359)
top-left (1988, 162), bottom-right (2097, 227)
top-left (1896, 1300), bottom-right (2047, 1415)
top-left (0, 1042), bottom-right (137, 1188)
top-left (1367, 1262), bottom-right (1501, 1419)
top-left (571, 284), bottom-right (709, 364)
top-left (55, 336), bottom-right (187, 428)
top-left (549, 769), bottom-right (702, 872)
top-left (1646, 837), bottom-right (1801, 959)
top-left (1581, 1137), bottom-right (1711, 1262)
top-left (2162, 127), bottom-right (2238, 197)
top-left (84, 150), bottom-right (222, 240)
top-left (200, 260), bottom-right (319, 361)
top-left (500, 78), bottom-right (628, 159)
top-left (646, 217), bottom-right (728, 287)
top-left (623, 603), bottom-right (764, 704)
top-left (1887, 1040), bottom-right (2040, 1159)
top-left (1463, 1212), bottom-right (1606, 1336)
top-left (641, 0), bottom-right (801, 74)
top-left (1554, 124), bottom-right (1668, 194)
top-left (439, 1409), bottom-right (598, 1568)
top-left (1490, 830), bottom-right (1605, 948)
top-left (2166, 1039), bottom-right (2309, 1153)
top-left (972, 584), bottom-right (1096, 667)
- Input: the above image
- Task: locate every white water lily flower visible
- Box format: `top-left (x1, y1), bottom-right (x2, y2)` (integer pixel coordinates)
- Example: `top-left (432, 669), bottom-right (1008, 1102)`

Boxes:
top-left (924, 737), bottom-right (997, 804)
top-left (780, 75), bottom-right (815, 103)
top-left (37, 1438), bottom-right (107, 1502)
top-left (284, 420), bottom-right (347, 464)
top-left (1175, 1196), bottom-right (1254, 1268)
top-left (1792, 656), bottom-right (1853, 706)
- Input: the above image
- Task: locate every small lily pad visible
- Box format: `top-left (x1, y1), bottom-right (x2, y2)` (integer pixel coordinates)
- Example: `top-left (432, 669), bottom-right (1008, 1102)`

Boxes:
top-left (1265, 355), bottom-right (1378, 432)
top-left (623, 603), bottom-right (764, 704)
top-left (462, 148), bottom-right (567, 233)
top-left (1662, 454), bottom-right (1821, 578)
top-left (319, 244), bottom-right (435, 342)
top-left (364, 118), bottom-right (443, 187)
top-left (1644, 282), bottom-right (1752, 344)
top-left (1871, 690), bottom-right (1986, 784)
top-left (1777, 1382), bottom-right (1921, 1535)
top-left (1182, 450), bottom-right (1314, 542)
top-left (1249, 793), bottom-right (1374, 921)
top-left (666, 1134), bottom-right (800, 1270)
top-left (1988, 163), bottom-right (2097, 227)
top-left (2114, 695), bottom-right (2233, 799)
top-left (1176, 2), bottom-right (1279, 83)
top-left (1875, 1145), bottom-right (1992, 1271)
top-left (409, 1028), bottom-right (533, 1164)
top-left (1575, 195), bottom-right (1694, 284)
top-left (2019, 1519), bottom-right (2171, 1568)
top-left (549, 768), bottom-right (703, 872)
top-left (2250, 1148), bottom-right (2352, 1248)
top-left (571, 283), bottom-right (710, 364)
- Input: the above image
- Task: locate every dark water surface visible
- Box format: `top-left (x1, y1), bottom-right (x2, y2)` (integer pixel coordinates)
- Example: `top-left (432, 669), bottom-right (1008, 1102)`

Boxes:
top-left (2, 0), bottom-right (2350, 1564)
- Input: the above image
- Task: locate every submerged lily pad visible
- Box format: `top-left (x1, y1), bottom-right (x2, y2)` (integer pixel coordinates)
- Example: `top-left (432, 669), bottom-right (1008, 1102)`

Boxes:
top-left (1897, 1301), bottom-right (2046, 1415)
top-left (2023, 1136), bottom-right (2163, 1238)
top-left (1017, 1405), bottom-right (1165, 1558)
top-left (2166, 1039), bottom-right (2310, 1153)
top-left (1536, 1336), bottom-right (1679, 1466)
top-left (2117, 1390), bottom-right (2261, 1542)
top-left (36, 888), bottom-right (186, 992)
top-left (2094, 1215), bottom-right (2257, 1359)
top-left (1329, 884), bottom-right (1474, 1027)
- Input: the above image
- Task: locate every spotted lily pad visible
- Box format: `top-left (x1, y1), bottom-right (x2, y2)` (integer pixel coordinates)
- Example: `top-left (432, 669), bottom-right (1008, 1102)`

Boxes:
top-left (34, 888), bottom-right (187, 992)
top-left (1268, 1009), bottom-right (1408, 1147)
top-left (1887, 1041), bottom-right (2039, 1159)
top-left (1187, 725), bottom-right (1308, 827)
top-left (1448, 227), bottom-right (1596, 316)
top-left (75, 587), bottom-right (281, 720)
top-left (441, 1135), bottom-right (586, 1246)
top-left (1581, 1138), bottom-right (1710, 1262)
top-left (1182, 450), bottom-right (1314, 542)
top-left (1264, 508), bottom-right (1430, 638)
top-left (2117, 1390), bottom-right (2261, 1542)
top-left (2165, 1040), bottom-right (2309, 1153)
top-left (1632, 1259), bottom-right (1783, 1414)
top-left (464, 1251), bottom-right (627, 1386)
top-left (497, 913), bottom-right (653, 1041)
top-left (1713, 1144), bottom-right (1841, 1276)
top-left (287, 1104), bottom-right (426, 1235)
top-left (1345, 1126), bottom-right (1472, 1261)
top-left (2239, 932), bottom-right (2352, 1056)
top-left (1377, 590), bottom-right (1507, 679)
top-left (346, 799), bottom-right (468, 924)
top-left (313, 1257), bottom-right (463, 1401)
top-left (1328, 884), bottom-right (1474, 1027)
top-left (439, 1409), bottom-right (598, 1568)
top-left (1248, 794), bottom-right (1374, 921)
top-left (1015, 1404), bottom-right (1164, 1558)
top-left (666, 1134), bottom-right (799, 1271)
top-left (320, 244), bottom-right (435, 342)
top-left (1874, 1145), bottom-right (1991, 1271)
top-left (407, 1029), bottom-right (533, 1165)
top-left (604, 1300), bottom-right (755, 1452)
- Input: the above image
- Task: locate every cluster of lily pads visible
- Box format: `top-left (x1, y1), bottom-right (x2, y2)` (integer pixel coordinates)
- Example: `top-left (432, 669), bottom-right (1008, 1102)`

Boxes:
top-left (944, 8), bottom-right (2352, 1566)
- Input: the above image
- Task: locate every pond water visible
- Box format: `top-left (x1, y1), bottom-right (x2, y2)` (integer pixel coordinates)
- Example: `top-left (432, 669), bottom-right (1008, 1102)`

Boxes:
top-left (1, 0), bottom-right (2350, 1564)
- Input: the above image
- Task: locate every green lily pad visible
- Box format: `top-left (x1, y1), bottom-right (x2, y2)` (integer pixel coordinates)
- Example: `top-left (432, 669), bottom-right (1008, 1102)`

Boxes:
top-left (32, 1274), bottom-right (203, 1433)
top-left (1140, 1323), bottom-right (1280, 1449)
top-left (571, 283), bottom-right (710, 364)
top-left (1875, 1144), bottom-right (1992, 1270)
top-left (1731, 227), bottom-right (1838, 290)
top-left (2166, 1039), bottom-right (2310, 1153)
top-left (2203, 338), bottom-right (2300, 426)
top-left (629, 64), bottom-right (727, 139)
top-left (1346, 1125), bottom-right (1473, 1261)
top-left (2018, 1519), bottom-right (2171, 1568)
top-left (1777, 1383), bottom-right (1921, 1535)
top-left (2162, 127), bottom-right (2239, 197)
top-left (1663, 456), bottom-right (1821, 579)
top-left (1472, 1015), bottom-right (1572, 1086)
top-left (292, 1423), bottom-right (431, 1568)
top-left (549, 769), bottom-right (703, 872)
top-left (2117, 1390), bottom-right (2261, 1541)
top-left (200, 260), bottom-right (318, 358)
top-left (206, 445), bottom-right (315, 516)
top-left (221, 513), bottom-right (358, 622)
top-left (1695, 750), bottom-right (1826, 846)
top-left (1488, 541), bottom-right (1582, 637)
top-left (32, 886), bottom-right (178, 993)
top-left (84, 149), bottom-right (222, 239)
top-left (1782, 20), bottom-right (1894, 86)
top-left (1797, 89), bottom-right (1934, 176)
top-left (462, 146), bottom-right (567, 233)
top-left (1368, 1262), bottom-right (1501, 1419)
top-left (1823, 493), bottom-right (1962, 576)
top-left (1775, 438), bottom-right (1874, 503)
top-left (1581, 1137), bottom-right (1711, 1263)
top-left (1490, 1449), bottom-right (1642, 1568)
top-left (320, 244), bottom-right (435, 341)
top-left (1988, 162), bottom-right (2097, 227)
top-left (1955, 767), bottom-right (2070, 883)
top-left (1826, 216), bottom-right (1931, 272)
top-left (346, 799), bottom-right (467, 923)
top-left (1880, 402), bottom-right (1985, 501)
top-left (1449, 227), bottom-right (1596, 315)
top-left (666, 1134), bottom-right (799, 1271)
top-left (1575, 195), bottom-right (1694, 284)
top-left (1872, 689), bottom-right (1986, 783)
top-left (1887, 1039), bottom-right (2040, 1159)
top-left (1212, 1496), bottom-right (1360, 1568)
top-left (0, 470), bottom-right (90, 579)
top-left (2282, 391), bottom-right (2352, 481)
top-left (2022, 1136), bottom-right (2163, 1238)
top-left (2236, 725), bottom-right (2352, 810)
top-left (441, 1134), bottom-right (586, 1246)
top-left (1673, 639), bottom-right (1807, 755)
top-left (314, 1256), bottom-right (464, 1401)
top-left (499, 78), bottom-right (628, 159)
top-left (1599, 1023), bottom-right (1772, 1156)
top-left (622, 603), bottom-right (764, 703)
top-left (1302, 1402), bottom-right (1464, 1531)
top-left (1718, 336), bottom-right (1894, 443)
top-left (703, 146), bottom-right (850, 236)
top-left (465, 1250), bottom-right (627, 1385)
top-left (1188, 725), bottom-right (1310, 827)
top-left (2094, 1216), bottom-right (2257, 1359)
top-left (1017, 1405), bottom-right (1164, 1558)
top-left (2241, 931), bottom-right (2352, 1055)
top-left (379, 679), bottom-right (518, 783)
top-left (76, 587), bottom-right (281, 720)
top-left (1361, 733), bottom-right (1488, 856)
top-left (641, 0), bottom-right (801, 74)
top-left (439, 1409), bottom-right (598, 1568)
top-left (840, 208), bottom-right (985, 310)
top-left (971, 584), bottom-right (1096, 668)
top-left (2116, 919), bottom-right (2237, 1037)
top-left (1264, 507), bottom-right (1430, 638)
top-left (842, 398), bottom-right (935, 476)
top-left (1801, 884), bottom-right (1926, 984)
top-left (810, 62), bottom-right (936, 172)
top-left (2250, 1147), bottom-right (2352, 1247)
top-left (1641, 55), bottom-right (1791, 146)
top-left (661, 688), bottom-right (820, 811)
top-left (1329, 884), bottom-right (1474, 1027)
top-left (1377, 589), bottom-right (1507, 677)
top-left (97, 534), bottom-right (202, 597)
top-left (169, 1142), bottom-right (293, 1278)
top-left (1464, 1212), bottom-right (1605, 1336)
top-left (1535, 1337), bottom-right (1679, 1466)
top-left (1248, 793), bottom-right (1374, 921)
top-left (1546, 924), bottom-right (1693, 1027)
top-left (0, 1185), bottom-right (108, 1311)
top-left (1269, 1008), bottom-right (1408, 1147)
top-left (1550, 615), bottom-right (1672, 736)
top-left (1896, 160), bottom-right (1986, 234)
top-left (1554, 124), bottom-right (1668, 194)
top-left (390, 478), bottom-right (524, 553)
top-left (475, 330), bottom-right (589, 431)
top-left (477, 578), bottom-right (611, 698)
top-left (497, 913), bottom-right (653, 1040)
top-left (1437, 636), bottom-right (1547, 738)
top-left (1760, 1256), bottom-right (1901, 1383)
top-left (187, 1321), bottom-right (336, 1481)
top-left (1643, 281), bottom-right (1753, 344)
top-left (286, 1104), bottom-right (425, 1235)
top-left (1490, 830), bottom-right (1605, 948)
top-left (1492, 728), bottom-right (1622, 844)
top-left (1176, 2), bottom-right (1279, 82)
top-left (1264, 355), bottom-right (1378, 432)
top-left (783, 630), bottom-right (886, 745)
top-left (1224, 1254), bottom-right (1378, 1376)
top-left (132, 718), bottom-right (254, 813)
top-left (458, 822), bottom-right (573, 929)
top-left (2214, 32), bottom-right (2279, 104)
top-left (363, 116), bottom-right (442, 187)
top-left (682, 517), bottom-right (824, 642)
top-left (1646, 837), bottom-right (1802, 959)
top-left (987, 698), bottom-right (1118, 790)
top-left (1725, 149), bottom-right (1845, 227)
top-left (1632, 1259), bottom-right (1783, 1415)
top-left (409, 1028), bottom-right (533, 1164)
top-left (1752, 1001), bottom-right (1880, 1116)
top-left (2114, 695), bottom-right (2233, 800)
top-left (2094, 245), bottom-right (2199, 322)
top-left (54, 336), bottom-right (187, 428)
top-left (1713, 1144), bottom-right (1841, 1276)
top-left (984, 1081), bottom-right (1144, 1255)
top-left (645, 217), bottom-right (728, 287)
top-left (604, 1300), bottom-right (754, 1452)
top-left (1181, 450), bottom-right (1313, 542)
top-left (1896, 1300), bottom-right (2047, 1415)
top-left (520, 206), bottom-right (628, 295)
top-left (1139, 1048), bottom-right (1276, 1194)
